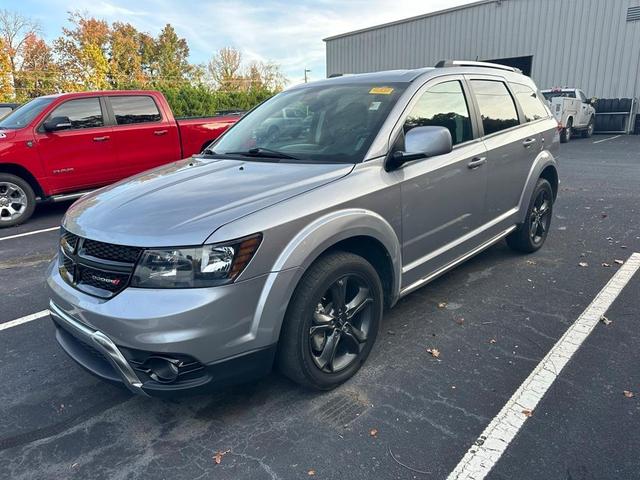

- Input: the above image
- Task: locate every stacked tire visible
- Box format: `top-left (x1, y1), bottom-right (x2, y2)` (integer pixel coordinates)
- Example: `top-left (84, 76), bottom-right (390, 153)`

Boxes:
top-left (594, 98), bottom-right (633, 133)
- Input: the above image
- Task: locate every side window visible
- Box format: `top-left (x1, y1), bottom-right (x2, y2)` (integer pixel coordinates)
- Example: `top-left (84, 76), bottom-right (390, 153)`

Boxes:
top-left (110, 96), bottom-right (162, 125)
top-left (510, 83), bottom-right (549, 122)
top-left (404, 80), bottom-right (473, 146)
top-left (578, 90), bottom-right (587, 103)
top-left (471, 80), bottom-right (519, 135)
top-left (47, 98), bottom-right (104, 129)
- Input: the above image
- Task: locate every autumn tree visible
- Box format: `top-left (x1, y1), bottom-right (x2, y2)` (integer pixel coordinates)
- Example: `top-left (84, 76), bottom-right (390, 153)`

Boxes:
top-left (15, 33), bottom-right (59, 99)
top-left (208, 47), bottom-right (243, 91)
top-left (0, 9), bottom-right (40, 97)
top-left (109, 22), bottom-right (144, 88)
top-left (54, 12), bottom-right (110, 90)
top-left (0, 39), bottom-right (13, 101)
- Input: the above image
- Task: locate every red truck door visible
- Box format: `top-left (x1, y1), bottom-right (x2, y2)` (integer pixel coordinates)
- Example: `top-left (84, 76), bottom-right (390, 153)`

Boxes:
top-left (105, 95), bottom-right (181, 177)
top-left (35, 97), bottom-right (120, 194)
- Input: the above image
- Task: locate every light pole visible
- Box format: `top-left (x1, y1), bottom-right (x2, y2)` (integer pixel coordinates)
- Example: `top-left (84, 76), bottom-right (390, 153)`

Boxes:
top-left (304, 68), bottom-right (311, 83)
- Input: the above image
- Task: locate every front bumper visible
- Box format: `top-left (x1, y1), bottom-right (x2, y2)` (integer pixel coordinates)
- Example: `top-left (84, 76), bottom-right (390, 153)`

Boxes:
top-left (47, 260), bottom-right (298, 396)
top-left (50, 301), bottom-right (277, 397)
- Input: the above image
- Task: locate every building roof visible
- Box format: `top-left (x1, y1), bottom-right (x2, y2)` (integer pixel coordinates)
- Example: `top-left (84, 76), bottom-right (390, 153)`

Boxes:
top-left (323, 0), bottom-right (501, 42)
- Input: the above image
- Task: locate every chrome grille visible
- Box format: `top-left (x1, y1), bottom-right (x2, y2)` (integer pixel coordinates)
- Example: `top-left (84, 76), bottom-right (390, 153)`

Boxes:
top-left (59, 229), bottom-right (139, 299)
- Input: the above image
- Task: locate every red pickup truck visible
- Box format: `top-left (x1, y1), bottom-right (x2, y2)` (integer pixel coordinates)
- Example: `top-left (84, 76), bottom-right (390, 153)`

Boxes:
top-left (0, 90), bottom-right (241, 227)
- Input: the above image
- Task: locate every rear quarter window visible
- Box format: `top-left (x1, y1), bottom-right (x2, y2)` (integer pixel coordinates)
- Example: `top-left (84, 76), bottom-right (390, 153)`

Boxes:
top-left (510, 83), bottom-right (550, 122)
top-left (109, 96), bottom-right (162, 125)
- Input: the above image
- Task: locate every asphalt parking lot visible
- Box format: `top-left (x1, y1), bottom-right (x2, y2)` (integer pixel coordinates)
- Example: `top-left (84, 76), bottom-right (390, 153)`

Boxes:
top-left (1, 135), bottom-right (638, 480)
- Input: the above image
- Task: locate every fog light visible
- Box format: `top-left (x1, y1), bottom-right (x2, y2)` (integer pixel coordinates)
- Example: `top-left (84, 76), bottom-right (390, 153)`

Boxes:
top-left (141, 356), bottom-right (181, 384)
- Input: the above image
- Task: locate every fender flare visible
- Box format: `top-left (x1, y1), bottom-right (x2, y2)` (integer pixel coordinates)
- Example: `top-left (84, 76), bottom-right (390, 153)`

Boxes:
top-left (516, 151), bottom-right (559, 224)
top-left (247, 208), bottom-right (403, 346)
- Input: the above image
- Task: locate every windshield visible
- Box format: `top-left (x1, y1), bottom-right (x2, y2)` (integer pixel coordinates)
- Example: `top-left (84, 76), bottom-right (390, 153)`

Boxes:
top-left (211, 82), bottom-right (407, 163)
top-left (542, 91), bottom-right (576, 101)
top-left (0, 97), bottom-right (55, 130)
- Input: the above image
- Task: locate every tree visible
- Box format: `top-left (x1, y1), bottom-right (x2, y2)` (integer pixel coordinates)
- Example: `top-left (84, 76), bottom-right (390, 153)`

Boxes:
top-left (208, 47), bottom-right (243, 91)
top-left (0, 9), bottom-right (40, 97)
top-left (154, 24), bottom-right (191, 84)
top-left (246, 60), bottom-right (286, 92)
top-left (15, 33), bottom-right (59, 100)
top-left (0, 39), bottom-right (13, 101)
top-left (54, 12), bottom-right (110, 90)
top-left (109, 22), bottom-right (144, 88)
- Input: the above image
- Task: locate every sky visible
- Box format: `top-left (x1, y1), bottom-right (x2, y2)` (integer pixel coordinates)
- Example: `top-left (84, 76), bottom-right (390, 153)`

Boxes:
top-left (10, 0), bottom-right (476, 85)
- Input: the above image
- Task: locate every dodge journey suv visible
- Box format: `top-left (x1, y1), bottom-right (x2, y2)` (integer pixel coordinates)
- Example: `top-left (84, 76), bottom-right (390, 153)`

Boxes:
top-left (47, 61), bottom-right (559, 396)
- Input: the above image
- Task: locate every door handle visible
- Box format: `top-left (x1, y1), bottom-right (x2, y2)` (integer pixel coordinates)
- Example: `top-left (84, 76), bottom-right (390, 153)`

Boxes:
top-left (154, 130), bottom-right (168, 136)
top-left (522, 138), bottom-right (536, 147)
top-left (93, 136), bottom-right (110, 142)
top-left (467, 156), bottom-right (486, 169)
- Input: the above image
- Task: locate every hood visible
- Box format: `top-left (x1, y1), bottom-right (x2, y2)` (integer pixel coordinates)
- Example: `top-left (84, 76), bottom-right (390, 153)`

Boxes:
top-left (64, 157), bottom-right (353, 246)
top-left (0, 129), bottom-right (17, 141)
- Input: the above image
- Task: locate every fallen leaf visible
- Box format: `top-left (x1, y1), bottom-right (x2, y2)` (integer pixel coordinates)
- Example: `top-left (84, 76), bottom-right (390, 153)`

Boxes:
top-left (71, 463), bottom-right (79, 469)
top-left (623, 390), bottom-right (634, 398)
top-left (522, 409), bottom-right (533, 417)
top-left (437, 302), bottom-right (447, 309)
top-left (614, 259), bottom-right (624, 265)
top-left (213, 449), bottom-right (230, 465)
top-left (426, 348), bottom-right (441, 358)
top-left (489, 338), bottom-right (497, 344)
top-left (600, 315), bottom-right (612, 326)
top-left (578, 262), bottom-right (589, 267)
top-left (526, 260), bottom-right (536, 265)
top-left (601, 213), bottom-right (608, 218)
top-left (387, 330), bottom-right (396, 335)
top-left (308, 470), bottom-right (316, 476)
top-left (601, 262), bottom-right (611, 267)
top-left (369, 428), bottom-right (378, 437)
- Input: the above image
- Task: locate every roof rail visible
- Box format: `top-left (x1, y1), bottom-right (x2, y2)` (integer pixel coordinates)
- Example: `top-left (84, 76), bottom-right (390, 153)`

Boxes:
top-left (434, 60), bottom-right (522, 74)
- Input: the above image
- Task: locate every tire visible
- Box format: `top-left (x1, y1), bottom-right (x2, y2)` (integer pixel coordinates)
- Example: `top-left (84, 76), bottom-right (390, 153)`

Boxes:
top-left (560, 118), bottom-right (572, 143)
top-left (506, 178), bottom-right (553, 253)
top-left (277, 251), bottom-right (383, 390)
top-left (0, 173), bottom-right (36, 228)
top-left (582, 116), bottom-right (594, 138)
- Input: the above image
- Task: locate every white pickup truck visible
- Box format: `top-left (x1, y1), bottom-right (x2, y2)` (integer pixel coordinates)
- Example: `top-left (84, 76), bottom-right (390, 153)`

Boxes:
top-left (541, 88), bottom-right (596, 142)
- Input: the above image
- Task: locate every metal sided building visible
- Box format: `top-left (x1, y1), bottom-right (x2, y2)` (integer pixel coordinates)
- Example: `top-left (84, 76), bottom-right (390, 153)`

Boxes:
top-left (324, 0), bottom-right (640, 132)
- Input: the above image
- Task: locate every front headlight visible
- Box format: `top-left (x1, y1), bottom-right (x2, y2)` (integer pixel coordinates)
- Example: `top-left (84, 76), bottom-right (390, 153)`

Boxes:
top-left (131, 234), bottom-right (262, 288)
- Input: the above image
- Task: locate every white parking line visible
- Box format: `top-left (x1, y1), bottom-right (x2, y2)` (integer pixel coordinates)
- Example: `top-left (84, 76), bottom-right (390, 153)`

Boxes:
top-left (593, 135), bottom-right (621, 144)
top-left (0, 226), bottom-right (59, 242)
top-left (0, 310), bottom-right (50, 332)
top-left (447, 252), bottom-right (640, 480)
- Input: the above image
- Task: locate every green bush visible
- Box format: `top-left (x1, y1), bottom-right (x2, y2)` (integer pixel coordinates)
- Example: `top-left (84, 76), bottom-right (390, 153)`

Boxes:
top-left (155, 83), bottom-right (275, 117)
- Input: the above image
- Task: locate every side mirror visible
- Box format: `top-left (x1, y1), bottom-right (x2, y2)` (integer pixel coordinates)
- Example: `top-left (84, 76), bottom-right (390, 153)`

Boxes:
top-left (43, 116), bottom-right (72, 132)
top-left (386, 126), bottom-right (453, 171)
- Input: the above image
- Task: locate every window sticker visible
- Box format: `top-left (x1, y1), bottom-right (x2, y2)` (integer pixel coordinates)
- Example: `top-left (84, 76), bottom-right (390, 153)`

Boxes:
top-left (369, 101), bottom-right (382, 111)
top-left (369, 87), bottom-right (394, 95)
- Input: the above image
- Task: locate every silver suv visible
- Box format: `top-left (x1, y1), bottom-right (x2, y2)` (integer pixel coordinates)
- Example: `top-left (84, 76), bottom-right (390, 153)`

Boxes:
top-left (47, 61), bottom-right (559, 396)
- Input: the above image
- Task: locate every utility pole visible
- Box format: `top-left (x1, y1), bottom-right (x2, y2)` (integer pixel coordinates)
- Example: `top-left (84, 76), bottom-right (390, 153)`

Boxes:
top-left (304, 68), bottom-right (311, 83)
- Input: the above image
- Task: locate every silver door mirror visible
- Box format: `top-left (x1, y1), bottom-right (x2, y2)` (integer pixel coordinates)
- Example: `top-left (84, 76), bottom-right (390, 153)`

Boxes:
top-left (405, 126), bottom-right (453, 157)
top-left (386, 126), bottom-right (453, 171)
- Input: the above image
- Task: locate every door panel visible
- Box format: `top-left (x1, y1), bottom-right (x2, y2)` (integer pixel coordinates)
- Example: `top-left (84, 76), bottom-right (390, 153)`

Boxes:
top-left (395, 78), bottom-right (488, 286)
top-left (399, 140), bottom-right (488, 286)
top-left (106, 95), bottom-right (180, 178)
top-left (35, 97), bottom-right (118, 194)
top-left (469, 78), bottom-right (535, 219)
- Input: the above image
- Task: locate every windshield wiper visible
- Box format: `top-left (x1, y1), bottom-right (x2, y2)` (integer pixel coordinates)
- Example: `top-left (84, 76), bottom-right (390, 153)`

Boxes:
top-left (222, 147), bottom-right (300, 160)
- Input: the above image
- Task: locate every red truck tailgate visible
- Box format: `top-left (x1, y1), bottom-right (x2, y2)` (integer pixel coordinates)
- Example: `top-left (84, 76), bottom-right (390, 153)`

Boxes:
top-left (176, 115), bottom-right (242, 157)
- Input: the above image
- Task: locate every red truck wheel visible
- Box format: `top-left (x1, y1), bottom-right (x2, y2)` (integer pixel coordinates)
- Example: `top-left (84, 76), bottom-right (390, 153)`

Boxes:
top-left (0, 173), bottom-right (36, 227)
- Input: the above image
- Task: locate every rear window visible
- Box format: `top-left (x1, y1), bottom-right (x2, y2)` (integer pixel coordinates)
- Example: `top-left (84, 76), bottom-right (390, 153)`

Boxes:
top-left (110, 96), bottom-right (162, 125)
top-left (510, 83), bottom-right (549, 122)
top-left (542, 91), bottom-right (576, 101)
top-left (471, 80), bottom-right (519, 135)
